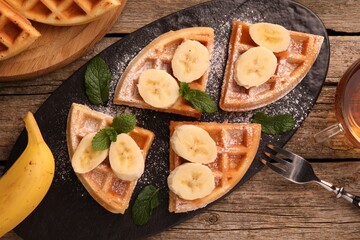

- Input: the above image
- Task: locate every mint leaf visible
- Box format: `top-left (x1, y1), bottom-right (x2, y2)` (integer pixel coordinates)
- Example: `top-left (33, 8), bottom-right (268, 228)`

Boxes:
top-left (179, 82), bottom-right (191, 95)
top-left (150, 192), bottom-right (160, 209)
top-left (184, 90), bottom-right (217, 113)
top-left (132, 185), bottom-right (160, 226)
top-left (85, 57), bottom-right (111, 105)
top-left (91, 114), bottom-right (137, 151)
top-left (92, 127), bottom-right (117, 150)
top-left (112, 114), bottom-right (136, 134)
top-left (252, 112), bottom-right (296, 135)
top-left (179, 82), bottom-right (217, 113)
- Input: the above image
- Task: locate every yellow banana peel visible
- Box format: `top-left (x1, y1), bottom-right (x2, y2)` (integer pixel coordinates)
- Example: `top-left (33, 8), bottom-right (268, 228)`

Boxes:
top-left (0, 112), bottom-right (55, 237)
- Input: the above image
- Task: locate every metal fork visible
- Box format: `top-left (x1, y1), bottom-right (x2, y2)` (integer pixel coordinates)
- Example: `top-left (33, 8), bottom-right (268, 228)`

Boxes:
top-left (261, 144), bottom-right (360, 209)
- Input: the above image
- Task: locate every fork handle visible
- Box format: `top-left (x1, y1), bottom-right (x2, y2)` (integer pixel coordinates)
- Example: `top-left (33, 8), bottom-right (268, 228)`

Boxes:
top-left (318, 180), bottom-right (360, 208)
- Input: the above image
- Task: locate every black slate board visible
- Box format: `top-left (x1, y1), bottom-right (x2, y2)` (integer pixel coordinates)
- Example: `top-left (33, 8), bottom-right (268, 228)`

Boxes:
top-left (6, 0), bottom-right (330, 239)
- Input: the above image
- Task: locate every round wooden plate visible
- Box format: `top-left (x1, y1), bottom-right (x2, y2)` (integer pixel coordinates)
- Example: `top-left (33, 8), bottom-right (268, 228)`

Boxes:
top-left (0, 3), bottom-right (126, 81)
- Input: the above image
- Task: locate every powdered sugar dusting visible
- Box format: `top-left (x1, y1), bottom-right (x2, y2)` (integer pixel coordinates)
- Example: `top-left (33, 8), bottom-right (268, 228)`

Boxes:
top-left (51, 0), bottom-right (326, 217)
top-left (56, 9), bottom-right (312, 191)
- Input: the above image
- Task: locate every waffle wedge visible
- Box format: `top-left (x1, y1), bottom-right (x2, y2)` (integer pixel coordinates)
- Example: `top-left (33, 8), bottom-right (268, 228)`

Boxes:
top-left (0, 0), bottom-right (40, 60)
top-left (67, 103), bottom-right (154, 214)
top-left (4, 0), bottom-right (124, 26)
top-left (113, 27), bottom-right (214, 118)
top-left (220, 20), bottom-right (324, 112)
top-left (168, 121), bottom-right (261, 213)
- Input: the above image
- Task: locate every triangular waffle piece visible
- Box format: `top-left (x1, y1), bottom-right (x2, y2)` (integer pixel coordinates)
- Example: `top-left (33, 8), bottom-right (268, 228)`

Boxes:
top-left (169, 121), bottom-right (261, 213)
top-left (4, 0), bottom-right (124, 26)
top-left (67, 103), bottom-right (154, 214)
top-left (220, 20), bottom-right (324, 112)
top-left (113, 27), bottom-right (214, 118)
top-left (0, 0), bottom-right (40, 60)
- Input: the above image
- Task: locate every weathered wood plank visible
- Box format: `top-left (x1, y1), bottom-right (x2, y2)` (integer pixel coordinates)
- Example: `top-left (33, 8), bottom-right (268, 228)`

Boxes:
top-left (285, 86), bottom-right (360, 159)
top-left (3, 162), bottom-right (360, 239)
top-left (298, 0), bottom-right (360, 33)
top-left (112, 0), bottom-right (360, 33)
top-left (327, 36), bottom-right (360, 83)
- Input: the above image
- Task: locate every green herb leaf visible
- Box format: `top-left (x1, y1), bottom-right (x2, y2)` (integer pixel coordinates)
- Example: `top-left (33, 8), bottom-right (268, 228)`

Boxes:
top-left (185, 90), bottom-right (217, 113)
top-left (179, 82), bottom-right (217, 113)
top-left (179, 82), bottom-right (191, 96)
top-left (132, 185), bottom-right (160, 226)
top-left (84, 57), bottom-right (111, 105)
top-left (112, 114), bottom-right (137, 134)
top-left (252, 112), bottom-right (296, 135)
top-left (92, 127), bottom-right (117, 150)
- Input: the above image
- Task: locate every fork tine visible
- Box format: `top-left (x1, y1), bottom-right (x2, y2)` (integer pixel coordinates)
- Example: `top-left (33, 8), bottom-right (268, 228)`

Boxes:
top-left (263, 145), bottom-right (292, 168)
top-left (260, 154), bottom-right (288, 176)
top-left (267, 144), bottom-right (302, 161)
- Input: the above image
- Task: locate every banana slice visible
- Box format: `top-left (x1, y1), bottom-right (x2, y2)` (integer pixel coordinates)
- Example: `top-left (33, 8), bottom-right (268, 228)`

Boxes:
top-left (168, 162), bottom-right (215, 200)
top-left (137, 69), bottom-right (180, 109)
top-left (71, 132), bottom-right (108, 174)
top-left (109, 133), bottom-right (144, 181)
top-left (234, 46), bottom-right (278, 89)
top-left (171, 125), bottom-right (217, 164)
top-left (171, 39), bottom-right (210, 83)
top-left (249, 22), bottom-right (291, 53)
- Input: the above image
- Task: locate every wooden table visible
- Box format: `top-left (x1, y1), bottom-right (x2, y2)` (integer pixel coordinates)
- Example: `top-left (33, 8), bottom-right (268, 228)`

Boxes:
top-left (1, 0), bottom-right (360, 239)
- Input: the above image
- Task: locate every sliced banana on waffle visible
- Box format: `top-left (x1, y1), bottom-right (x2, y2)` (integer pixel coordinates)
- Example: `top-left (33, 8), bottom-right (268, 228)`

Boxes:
top-left (71, 132), bottom-right (108, 174)
top-left (171, 40), bottom-right (210, 83)
top-left (171, 125), bottom-right (217, 164)
top-left (249, 22), bottom-right (291, 53)
top-left (168, 162), bottom-right (215, 200)
top-left (137, 69), bottom-right (180, 109)
top-left (109, 133), bottom-right (144, 181)
top-left (234, 46), bottom-right (278, 89)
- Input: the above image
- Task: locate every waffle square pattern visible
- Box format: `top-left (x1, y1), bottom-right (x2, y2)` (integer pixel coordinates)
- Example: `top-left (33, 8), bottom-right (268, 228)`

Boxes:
top-left (5, 0), bottom-right (123, 26)
top-left (67, 103), bottom-right (155, 214)
top-left (0, 0), bottom-right (40, 60)
top-left (220, 20), bottom-right (324, 112)
top-left (113, 27), bottom-right (214, 118)
top-left (168, 121), bottom-right (261, 213)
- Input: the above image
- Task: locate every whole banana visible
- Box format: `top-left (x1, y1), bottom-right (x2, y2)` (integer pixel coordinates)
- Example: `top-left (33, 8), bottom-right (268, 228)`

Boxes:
top-left (0, 112), bottom-right (55, 237)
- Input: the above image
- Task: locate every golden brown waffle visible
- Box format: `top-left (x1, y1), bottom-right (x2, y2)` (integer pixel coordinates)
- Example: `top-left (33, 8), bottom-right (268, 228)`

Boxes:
top-left (168, 121), bottom-right (261, 213)
top-left (4, 0), bottom-right (124, 26)
top-left (0, 0), bottom-right (40, 60)
top-left (67, 103), bottom-right (154, 214)
top-left (220, 20), bottom-right (324, 112)
top-left (113, 27), bottom-right (214, 118)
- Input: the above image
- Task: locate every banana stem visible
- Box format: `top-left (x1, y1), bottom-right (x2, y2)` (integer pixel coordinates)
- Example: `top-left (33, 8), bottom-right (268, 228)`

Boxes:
top-left (24, 112), bottom-right (45, 145)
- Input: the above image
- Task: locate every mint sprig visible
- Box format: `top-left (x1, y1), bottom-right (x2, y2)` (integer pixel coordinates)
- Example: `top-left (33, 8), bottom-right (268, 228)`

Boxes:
top-left (92, 127), bottom-right (117, 150)
top-left (179, 82), bottom-right (217, 113)
top-left (85, 57), bottom-right (111, 105)
top-left (132, 185), bottom-right (160, 226)
top-left (252, 112), bottom-right (296, 135)
top-left (112, 114), bottom-right (136, 134)
top-left (91, 114), bottom-right (137, 151)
